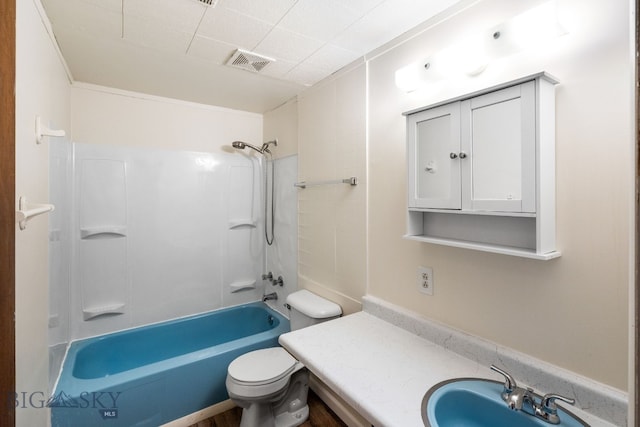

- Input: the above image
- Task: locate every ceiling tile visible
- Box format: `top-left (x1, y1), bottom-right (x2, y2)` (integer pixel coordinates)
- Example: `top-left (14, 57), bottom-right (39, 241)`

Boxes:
top-left (123, 14), bottom-right (194, 54)
top-left (79, 0), bottom-right (122, 13)
top-left (123, 0), bottom-right (206, 34)
top-left (217, 0), bottom-right (297, 25)
top-left (278, 0), bottom-right (359, 42)
top-left (332, 0), bottom-right (385, 16)
top-left (255, 26), bottom-right (324, 64)
top-left (332, 0), bottom-right (461, 53)
top-left (42, 0), bottom-right (122, 39)
top-left (187, 35), bottom-right (237, 64)
top-left (258, 58), bottom-right (298, 80)
top-left (302, 44), bottom-right (359, 74)
top-left (196, 6), bottom-right (274, 50)
top-left (285, 64), bottom-right (331, 87)
top-left (43, 0), bottom-right (466, 112)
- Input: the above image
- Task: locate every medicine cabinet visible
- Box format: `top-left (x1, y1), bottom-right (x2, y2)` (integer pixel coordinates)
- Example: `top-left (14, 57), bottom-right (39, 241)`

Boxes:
top-left (404, 72), bottom-right (560, 260)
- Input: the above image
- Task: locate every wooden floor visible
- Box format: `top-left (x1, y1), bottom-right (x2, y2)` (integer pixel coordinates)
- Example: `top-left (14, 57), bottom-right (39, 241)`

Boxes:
top-left (188, 390), bottom-right (347, 427)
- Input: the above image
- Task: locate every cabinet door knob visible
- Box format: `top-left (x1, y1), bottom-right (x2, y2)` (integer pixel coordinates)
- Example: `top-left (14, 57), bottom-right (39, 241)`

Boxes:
top-left (459, 152), bottom-right (467, 159)
top-left (449, 152), bottom-right (458, 159)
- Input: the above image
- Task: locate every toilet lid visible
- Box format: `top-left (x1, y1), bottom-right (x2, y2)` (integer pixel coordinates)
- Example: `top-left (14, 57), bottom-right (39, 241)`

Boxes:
top-left (228, 347), bottom-right (297, 385)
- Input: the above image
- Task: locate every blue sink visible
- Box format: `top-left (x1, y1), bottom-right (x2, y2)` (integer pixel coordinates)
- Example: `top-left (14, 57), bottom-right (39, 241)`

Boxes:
top-left (421, 379), bottom-right (589, 427)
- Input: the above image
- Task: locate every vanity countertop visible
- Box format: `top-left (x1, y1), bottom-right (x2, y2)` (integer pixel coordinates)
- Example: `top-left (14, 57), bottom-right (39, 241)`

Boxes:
top-left (279, 311), bottom-right (617, 427)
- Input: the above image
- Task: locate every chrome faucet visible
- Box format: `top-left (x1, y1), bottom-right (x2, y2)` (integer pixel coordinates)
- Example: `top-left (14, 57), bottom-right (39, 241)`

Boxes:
top-left (490, 365), bottom-right (576, 424)
top-left (262, 292), bottom-right (278, 302)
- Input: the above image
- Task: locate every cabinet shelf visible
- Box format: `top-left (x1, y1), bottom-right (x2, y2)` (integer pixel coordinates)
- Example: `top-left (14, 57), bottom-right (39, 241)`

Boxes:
top-left (408, 207), bottom-right (536, 218)
top-left (403, 234), bottom-right (561, 260)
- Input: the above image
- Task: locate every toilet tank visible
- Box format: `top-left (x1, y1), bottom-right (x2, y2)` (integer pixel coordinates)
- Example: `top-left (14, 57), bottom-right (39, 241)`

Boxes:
top-left (286, 290), bottom-right (342, 331)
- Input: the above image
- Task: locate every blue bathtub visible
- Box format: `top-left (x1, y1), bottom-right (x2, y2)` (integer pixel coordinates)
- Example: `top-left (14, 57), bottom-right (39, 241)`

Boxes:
top-left (51, 302), bottom-right (289, 427)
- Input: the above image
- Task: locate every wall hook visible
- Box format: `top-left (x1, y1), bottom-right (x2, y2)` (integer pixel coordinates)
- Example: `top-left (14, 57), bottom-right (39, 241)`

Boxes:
top-left (16, 196), bottom-right (55, 230)
top-left (35, 115), bottom-right (66, 144)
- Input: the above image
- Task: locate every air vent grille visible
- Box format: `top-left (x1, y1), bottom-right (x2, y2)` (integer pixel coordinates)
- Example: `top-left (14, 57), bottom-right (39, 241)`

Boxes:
top-left (195, 0), bottom-right (217, 7)
top-left (226, 49), bottom-right (274, 73)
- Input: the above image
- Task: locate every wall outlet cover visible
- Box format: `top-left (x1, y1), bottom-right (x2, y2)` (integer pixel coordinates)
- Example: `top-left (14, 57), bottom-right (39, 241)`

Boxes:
top-left (417, 266), bottom-right (434, 295)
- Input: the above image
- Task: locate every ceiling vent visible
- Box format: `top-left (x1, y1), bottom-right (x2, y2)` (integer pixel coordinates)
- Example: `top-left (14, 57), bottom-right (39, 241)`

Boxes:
top-left (226, 49), bottom-right (274, 73)
top-left (195, 0), bottom-right (218, 6)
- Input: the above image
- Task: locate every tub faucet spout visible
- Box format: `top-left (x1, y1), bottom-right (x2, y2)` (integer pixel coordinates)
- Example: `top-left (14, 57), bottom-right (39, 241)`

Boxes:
top-left (262, 292), bottom-right (278, 302)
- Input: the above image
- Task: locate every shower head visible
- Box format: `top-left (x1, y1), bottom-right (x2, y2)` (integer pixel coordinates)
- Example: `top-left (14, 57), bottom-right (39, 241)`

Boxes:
top-left (231, 139), bottom-right (278, 155)
top-left (231, 141), bottom-right (246, 149)
top-left (231, 140), bottom-right (263, 154)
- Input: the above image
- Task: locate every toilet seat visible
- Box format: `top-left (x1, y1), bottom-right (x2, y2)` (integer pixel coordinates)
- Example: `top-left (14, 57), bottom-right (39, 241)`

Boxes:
top-left (228, 347), bottom-right (297, 386)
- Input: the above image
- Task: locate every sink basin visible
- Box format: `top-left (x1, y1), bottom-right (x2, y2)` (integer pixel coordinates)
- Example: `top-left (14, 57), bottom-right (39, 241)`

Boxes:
top-left (421, 378), bottom-right (589, 427)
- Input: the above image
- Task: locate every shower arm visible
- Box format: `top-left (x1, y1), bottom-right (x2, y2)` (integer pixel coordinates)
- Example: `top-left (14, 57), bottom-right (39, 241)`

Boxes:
top-left (232, 139), bottom-right (278, 155)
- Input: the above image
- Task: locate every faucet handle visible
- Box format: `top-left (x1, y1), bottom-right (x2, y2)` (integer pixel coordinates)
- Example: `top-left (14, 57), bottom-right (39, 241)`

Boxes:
top-left (541, 393), bottom-right (575, 410)
top-left (490, 365), bottom-right (517, 392)
top-left (539, 393), bottom-right (575, 424)
top-left (262, 272), bottom-right (273, 281)
top-left (490, 365), bottom-right (518, 404)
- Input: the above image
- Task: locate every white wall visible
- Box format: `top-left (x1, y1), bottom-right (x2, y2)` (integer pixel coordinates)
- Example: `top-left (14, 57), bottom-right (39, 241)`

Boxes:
top-left (298, 0), bottom-right (632, 392)
top-left (15, 0), bottom-right (71, 425)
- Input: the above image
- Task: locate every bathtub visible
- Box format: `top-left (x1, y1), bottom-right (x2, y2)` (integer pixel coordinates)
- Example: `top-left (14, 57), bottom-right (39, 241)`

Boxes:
top-left (50, 302), bottom-right (289, 427)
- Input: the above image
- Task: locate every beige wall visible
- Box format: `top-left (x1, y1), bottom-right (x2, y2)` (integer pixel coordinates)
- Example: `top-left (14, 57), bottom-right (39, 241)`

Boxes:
top-left (297, 63), bottom-right (368, 315)
top-left (15, 0), bottom-right (71, 425)
top-left (296, 0), bottom-right (631, 391)
top-left (70, 84), bottom-right (262, 153)
top-left (264, 98), bottom-right (298, 160)
top-left (366, 0), bottom-right (631, 391)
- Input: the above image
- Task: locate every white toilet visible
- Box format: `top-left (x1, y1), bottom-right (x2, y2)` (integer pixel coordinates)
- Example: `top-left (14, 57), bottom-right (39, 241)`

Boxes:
top-left (225, 290), bottom-right (342, 427)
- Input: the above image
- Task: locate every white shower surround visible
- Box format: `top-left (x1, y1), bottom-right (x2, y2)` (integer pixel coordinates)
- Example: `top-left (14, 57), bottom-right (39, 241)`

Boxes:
top-left (52, 142), bottom-right (268, 341)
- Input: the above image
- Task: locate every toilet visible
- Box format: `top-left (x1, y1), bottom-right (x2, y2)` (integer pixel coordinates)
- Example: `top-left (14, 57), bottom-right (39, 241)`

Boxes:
top-left (225, 290), bottom-right (342, 427)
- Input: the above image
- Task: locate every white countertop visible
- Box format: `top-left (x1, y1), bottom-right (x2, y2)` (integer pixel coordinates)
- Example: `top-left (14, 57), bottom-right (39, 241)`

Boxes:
top-left (280, 312), bottom-right (497, 427)
top-left (279, 311), bottom-right (617, 427)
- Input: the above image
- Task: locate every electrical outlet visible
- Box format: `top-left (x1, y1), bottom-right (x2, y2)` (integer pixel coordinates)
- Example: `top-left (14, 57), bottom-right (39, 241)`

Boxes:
top-left (417, 266), bottom-right (434, 295)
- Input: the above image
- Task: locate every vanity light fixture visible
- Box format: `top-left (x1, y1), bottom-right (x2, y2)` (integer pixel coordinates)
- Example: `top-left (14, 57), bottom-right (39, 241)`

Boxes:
top-left (394, 0), bottom-right (565, 92)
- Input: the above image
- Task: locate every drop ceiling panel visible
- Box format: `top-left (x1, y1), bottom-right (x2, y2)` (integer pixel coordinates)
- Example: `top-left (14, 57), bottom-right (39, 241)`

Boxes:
top-left (41, 0), bottom-right (466, 112)
top-left (286, 63), bottom-right (337, 87)
top-left (44, 0), bottom-right (121, 39)
top-left (301, 44), bottom-right (359, 76)
top-left (75, 0), bottom-right (122, 14)
top-left (255, 26), bottom-right (324, 64)
top-left (217, 0), bottom-right (297, 25)
top-left (258, 58), bottom-right (298, 80)
top-left (196, 6), bottom-right (274, 50)
top-left (187, 35), bottom-right (238, 64)
top-left (343, 0), bottom-right (386, 15)
top-left (123, 15), bottom-right (194, 54)
top-left (278, 0), bottom-right (360, 42)
top-left (123, 0), bottom-right (206, 34)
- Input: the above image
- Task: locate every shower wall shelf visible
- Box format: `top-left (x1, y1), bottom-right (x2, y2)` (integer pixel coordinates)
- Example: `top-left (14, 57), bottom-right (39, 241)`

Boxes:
top-left (35, 115), bottom-right (66, 144)
top-left (82, 303), bottom-right (126, 321)
top-left (16, 196), bottom-right (55, 230)
top-left (294, 177), bottom-right (358, 189)
top-left (228, 220), bottom-right (257, 229)
top-left (229, 280), bottom-right (257, 293)
top-left (80, 226), bottom-right (127, 239)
